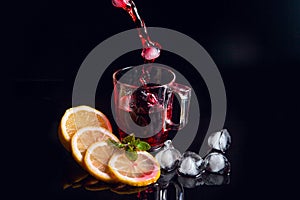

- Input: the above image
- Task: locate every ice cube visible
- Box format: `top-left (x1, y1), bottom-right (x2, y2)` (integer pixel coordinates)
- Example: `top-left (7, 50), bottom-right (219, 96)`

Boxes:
top-left (129, 84), bottom-right (160, 126)
top-left (162, 140), bottom-right (173, 149)
top-left (130, 87), bottom-right (148, 111)
top-left (207, 129), bottom-right (231, 152)
top-left (178, 151), bottom-right (204, 176)
top-left (141, 46), bottom-right (160, 61)
top-left (202, 172), bottom-right (230, 185)
top-left (130, 84), bottom-right (160, 109)
top-left (146, 92), bottom-right (158, 105)
top-left (204, 152), bottom-right (230, 175)
top-left (155, 140), bottom-right (181, 171)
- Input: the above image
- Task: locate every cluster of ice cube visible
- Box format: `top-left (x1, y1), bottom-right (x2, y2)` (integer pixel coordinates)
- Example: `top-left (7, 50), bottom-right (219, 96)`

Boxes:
top-left (155, 129), bottom-right (231, 187)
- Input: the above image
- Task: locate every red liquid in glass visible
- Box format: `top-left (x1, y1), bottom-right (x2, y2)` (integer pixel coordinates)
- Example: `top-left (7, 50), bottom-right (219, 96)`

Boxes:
top-left (116, 84), bottom-right (173, 149)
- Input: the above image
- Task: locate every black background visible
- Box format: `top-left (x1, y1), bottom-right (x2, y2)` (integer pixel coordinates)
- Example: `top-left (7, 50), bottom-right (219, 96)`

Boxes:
top-left (9, 0), bottom-right (299, 199)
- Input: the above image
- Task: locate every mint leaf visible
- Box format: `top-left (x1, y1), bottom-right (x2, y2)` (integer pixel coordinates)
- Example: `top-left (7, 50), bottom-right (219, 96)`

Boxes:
top-left (113, 133), bottom-right (151, 160)
top-left (136, 141), bottom-right (151, 151)
top-left (122, 134), bottom-right (135, 144)
top-left (133, 138), bottom-right (140, 146)
top-left (107, 139), bottom-right (124, 148)
top-left (125, 150), bottom-right (138, 161)
top-left (127, 144), bottom-right (134, 151)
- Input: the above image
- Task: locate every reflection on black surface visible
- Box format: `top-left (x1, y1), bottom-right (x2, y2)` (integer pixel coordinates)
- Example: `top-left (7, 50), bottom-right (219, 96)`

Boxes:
top-left (61, 156), bottom-right (230, 200)
top-left (61, 156), bottom-right (148, 195)
top-left (177, 175), bottom-right (203, 189)
top-left (61, 158), bottom-right (89, 190)
top-left (152, 170), bottom-right (230, 200)
top-left (202, 173), bottom-right (230, 186)
top-left (153, 170), bottom-right (183, 200)
top-left (177, 172), bottom-right (230, 188)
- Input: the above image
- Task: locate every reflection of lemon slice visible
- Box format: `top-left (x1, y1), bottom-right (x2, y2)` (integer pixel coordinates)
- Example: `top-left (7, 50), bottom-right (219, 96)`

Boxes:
top-left (72, 182), bottom-right (84, 188)
top-left (82, 176), bottom-right (100, 186)
top-left (61, 158), bottom-right (89, 189)
top-left (58, 105), bottom-right (113, 151)
top-left (110, 185), bottom-right (148, 195)
top-left (71, 126), bottom-right (119, 165)
top-left (84, 141), bottom-right (117, 182)
top-left (85, 185), bottom-right (111, 192)
top-left (108, 151), bottom-right (160, 187)
top-left (84, 181), bottom-right (111, 191)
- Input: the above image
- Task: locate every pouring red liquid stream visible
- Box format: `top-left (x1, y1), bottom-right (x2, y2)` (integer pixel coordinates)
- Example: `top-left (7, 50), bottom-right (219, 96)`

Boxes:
top-left (112, 0), bottom-right (161, 61)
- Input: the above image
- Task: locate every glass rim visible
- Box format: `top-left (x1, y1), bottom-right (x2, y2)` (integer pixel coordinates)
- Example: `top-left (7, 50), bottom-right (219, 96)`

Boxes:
top-left (112, 65), bottom-right (176, 89)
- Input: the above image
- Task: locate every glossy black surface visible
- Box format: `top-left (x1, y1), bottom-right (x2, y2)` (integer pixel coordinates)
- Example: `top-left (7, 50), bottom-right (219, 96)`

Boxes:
top-left (10, 0), bottom-right (298, 199)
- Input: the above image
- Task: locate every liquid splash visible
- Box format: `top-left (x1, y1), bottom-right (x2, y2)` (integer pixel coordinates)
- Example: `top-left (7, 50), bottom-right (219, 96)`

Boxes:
top-left (112, 0), bottom-right (161, 61)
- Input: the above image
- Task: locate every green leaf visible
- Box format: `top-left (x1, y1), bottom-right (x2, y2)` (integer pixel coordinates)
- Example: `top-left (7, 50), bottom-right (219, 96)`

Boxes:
top-left (125, 150), bottom-right (138, 161)
top-left (136, 141), bottom-right (151, 151)
top-left (122, 134), bottom-right (135, 144)
top-left (107, 139), bottom-right (124, 148)
top-left (119, 133), bottom-right (151, 158)
top-left (133, 138), bottom-right (140, 146)
top-left (107, 139), bottom-right (118, 146)
top-left (127, 144), bottom-right (134, 151)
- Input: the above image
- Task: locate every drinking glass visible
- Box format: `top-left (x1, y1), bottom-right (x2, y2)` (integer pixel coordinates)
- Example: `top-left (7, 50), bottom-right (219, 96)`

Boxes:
top-left (113, 64), bottom-right (191, 150)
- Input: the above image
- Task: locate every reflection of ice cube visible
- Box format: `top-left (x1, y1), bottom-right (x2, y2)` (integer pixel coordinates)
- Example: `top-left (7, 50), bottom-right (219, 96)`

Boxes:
top-left (157, 170), bottom-right (177, 186)
top-left (208, 129), bottom-right (231, 152)
top-left (204, 152), bottom-right (230, 175)
top-left (178, 151), bottom-right (204, 176)
top-left (177, 174), bottom-right (204, 188)
top-left (155, 140), bottom-right (181, 171)
top-left (202, 172), bottom-right (230, 185)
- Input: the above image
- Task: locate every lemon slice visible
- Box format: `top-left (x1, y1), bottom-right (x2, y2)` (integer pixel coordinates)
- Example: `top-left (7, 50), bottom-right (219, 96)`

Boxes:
top-left (71, 126), bottom-right (119, 165)
top-left (84, 141), bottom-right (117, 182)
top-left (108, 151), bottom-right (160, 186)
top-left (58, 105), bottom-right (112, 151)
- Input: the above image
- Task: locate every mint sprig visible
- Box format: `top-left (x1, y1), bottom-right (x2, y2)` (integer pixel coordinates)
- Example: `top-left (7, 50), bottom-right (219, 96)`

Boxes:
top-left (107, 133), bottom-right (151, 161)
